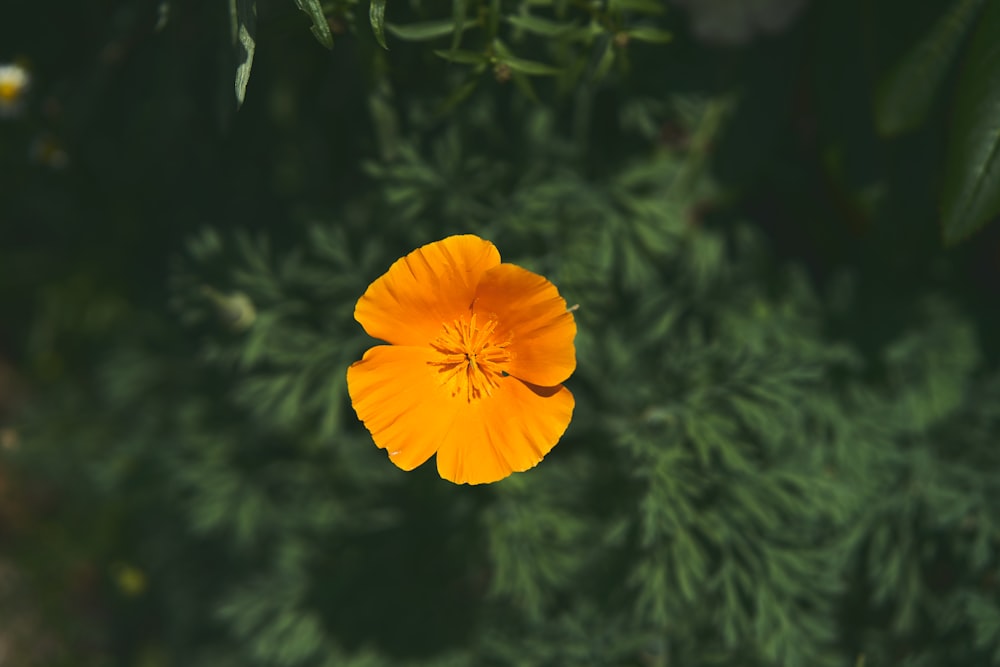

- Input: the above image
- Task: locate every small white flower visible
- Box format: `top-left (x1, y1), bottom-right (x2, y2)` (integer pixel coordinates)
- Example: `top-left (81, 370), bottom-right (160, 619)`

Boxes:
top-left (0, 62), bottom-right (31, 117)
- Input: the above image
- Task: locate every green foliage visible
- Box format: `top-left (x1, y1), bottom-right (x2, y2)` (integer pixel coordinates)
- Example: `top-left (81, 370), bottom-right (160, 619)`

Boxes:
top-left (13, 100), bottom-right (1000, 664)
top-left (866, 0), bottom-right (1000, 242)
top-left (237, 0), bottom-right (673, 106)
top-left (2, 1), bottom-right (1000, 667)
top-left (875, 0), bottom-right (984, 137)
top-left (941, 0), bottom-right (1000, 243)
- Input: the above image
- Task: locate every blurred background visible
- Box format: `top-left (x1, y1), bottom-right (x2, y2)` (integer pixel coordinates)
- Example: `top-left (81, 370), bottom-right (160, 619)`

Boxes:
top-left (1, 0), bottom-right (999, 665)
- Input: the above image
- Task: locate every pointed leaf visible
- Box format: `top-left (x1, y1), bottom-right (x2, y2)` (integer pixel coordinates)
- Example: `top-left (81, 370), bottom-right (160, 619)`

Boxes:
top-left (506, 14), bottom-right (576, 37)
top-left (594, 39), bottom-right (615, 80)
top-left (292, 0), bottom-right (334, 48)
top-left (433, 49), bottom-right (488, 65)
top-left (386, 19), bottom-right (477, 41)
top-left (231, 0), bottom-right (257, 107)
top-left (450, 0), bottom-right (468, 52)
top-left (626, 26), bottom-right (673, 44)
top-left (370, 0), bottom-right (388, 49)
top-left (875, 0), bottom-right (985, 137)
top-left (941, 0), bottom-right (1000, 243)
top-left (498, 54), bottom-right (561, 76)
top-left (491, 37), bottom-right (560, 76)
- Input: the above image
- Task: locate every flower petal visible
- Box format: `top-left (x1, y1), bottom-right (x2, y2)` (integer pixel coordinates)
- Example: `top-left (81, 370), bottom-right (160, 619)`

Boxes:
top-left (355, 235), bottom-right (502, 346)
top-left (435, 379), bottom-right (574, 485)
top-left (473, 263), bottom-right (577, 387)
top-left (346, 345), bottom-right (455, 472)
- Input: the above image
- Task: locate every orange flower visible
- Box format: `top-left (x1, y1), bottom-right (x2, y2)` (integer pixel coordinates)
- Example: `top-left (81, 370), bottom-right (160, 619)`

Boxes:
top-left (346, 235), bottom-right (576, 485)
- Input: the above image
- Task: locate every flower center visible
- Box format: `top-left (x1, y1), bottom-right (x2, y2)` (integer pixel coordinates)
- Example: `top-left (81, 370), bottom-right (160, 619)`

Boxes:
top-left (429, 313), bottom-right (512, 401)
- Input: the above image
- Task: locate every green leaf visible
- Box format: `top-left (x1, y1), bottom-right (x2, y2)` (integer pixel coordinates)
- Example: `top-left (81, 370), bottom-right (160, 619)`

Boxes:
top-left (506, 14), bottom-right (575, 37)
top-left (292, 0), bottom-right (334, 48)
top-left (594, 39), bottom-right (616, 80)
top-left (433, 49), bottom-right (488, 65)
top-left (941, 0), bottom-right (1000, 244)
top-left (370, 0), bottom-right (388, 50)
top-left (450, 0), bottom-right (468, 52)
top-left (230, 0), bottom-right (257, 107)
top-left (386, 19), bottom-right (477, 41)
top-left (491, 37), bottom-right (560, 76)
top-left (626, 26), bottom-right (673, 44)
top-left (498, 54), bottom-right (561, 76)
top-left (875, 0), bottom-right (985, 137)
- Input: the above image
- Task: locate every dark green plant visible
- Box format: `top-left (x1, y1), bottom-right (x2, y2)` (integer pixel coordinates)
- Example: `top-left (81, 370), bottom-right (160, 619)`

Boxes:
top-left (1, 1), bottom-right (998, 666)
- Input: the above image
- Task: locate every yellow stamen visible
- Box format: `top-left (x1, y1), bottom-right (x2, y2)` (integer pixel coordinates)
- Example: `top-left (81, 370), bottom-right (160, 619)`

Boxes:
top-left (429, 313), bottom-right (512, 401)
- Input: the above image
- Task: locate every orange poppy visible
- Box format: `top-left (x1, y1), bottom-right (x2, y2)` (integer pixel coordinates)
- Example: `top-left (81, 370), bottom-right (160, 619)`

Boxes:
top-left (346, 235), bottom-right (576, 485)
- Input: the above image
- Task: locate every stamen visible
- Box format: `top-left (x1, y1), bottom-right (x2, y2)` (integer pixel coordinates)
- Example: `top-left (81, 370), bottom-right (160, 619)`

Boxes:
top-left (429, 313), bottom-right (512, 401)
